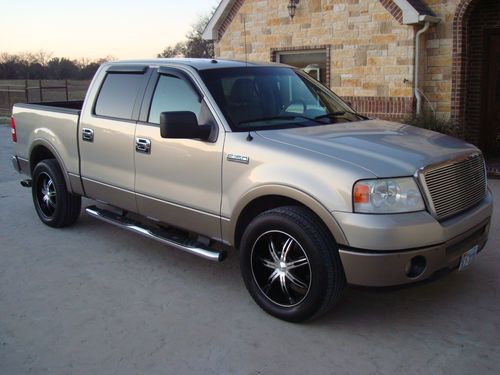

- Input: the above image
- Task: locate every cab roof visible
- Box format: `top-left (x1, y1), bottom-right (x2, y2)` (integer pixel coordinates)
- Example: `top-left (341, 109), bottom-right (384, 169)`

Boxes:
top-left (109, 58), bottom-right (289, 71)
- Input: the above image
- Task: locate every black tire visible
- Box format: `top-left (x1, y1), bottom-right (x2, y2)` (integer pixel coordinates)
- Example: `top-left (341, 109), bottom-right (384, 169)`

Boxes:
top-left (240, 206), bottom-right (346, 322)
top-left (32, 159), bottom-right (81, 228)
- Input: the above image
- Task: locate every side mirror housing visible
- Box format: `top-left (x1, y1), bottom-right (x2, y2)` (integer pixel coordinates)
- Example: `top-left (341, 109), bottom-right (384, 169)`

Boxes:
top-left (159, 111), bottom-right (211, 141)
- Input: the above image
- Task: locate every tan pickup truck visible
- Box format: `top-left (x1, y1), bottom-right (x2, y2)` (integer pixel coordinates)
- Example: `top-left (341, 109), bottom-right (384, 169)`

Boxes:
top-left (11, 59), bottom-right (492, 321)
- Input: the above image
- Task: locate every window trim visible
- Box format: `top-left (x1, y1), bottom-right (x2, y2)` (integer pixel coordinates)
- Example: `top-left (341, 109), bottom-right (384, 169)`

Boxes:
top-left (270, 45), bottom-right (331, 87)
top-left (92, 67), bottom-right (151, 122)
top-left (139, 68), bottom-right (205, 126)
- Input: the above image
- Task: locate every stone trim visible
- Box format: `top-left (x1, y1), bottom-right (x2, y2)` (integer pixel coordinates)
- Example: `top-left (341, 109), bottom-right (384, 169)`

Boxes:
top-left (342, 96), bottom-right (415, 121)
top-left (451, 0), bottom-right (481, 137)
top-left (379, 0), bottom-right (404, 24)
top-left (270, 45), bottom-right (331, 87)
top-left (217, 0), bottom-right (244, 41)
top-left (213, 0), bottom-right (414, 41)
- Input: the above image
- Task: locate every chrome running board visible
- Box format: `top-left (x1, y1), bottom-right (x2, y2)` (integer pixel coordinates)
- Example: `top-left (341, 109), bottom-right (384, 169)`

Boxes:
top-left (85, 205), bottom-right (227, 262)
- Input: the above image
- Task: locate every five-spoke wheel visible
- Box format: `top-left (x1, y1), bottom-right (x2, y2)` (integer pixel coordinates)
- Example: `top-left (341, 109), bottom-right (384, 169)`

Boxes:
top-left (251, 230), bottom-right (311, 307)
top-left (240, 206), bottom-right (346, 322)
top-left (32, 159), bottom-right (81, 227)
top-left (35, 172), bottom-right (57, 218)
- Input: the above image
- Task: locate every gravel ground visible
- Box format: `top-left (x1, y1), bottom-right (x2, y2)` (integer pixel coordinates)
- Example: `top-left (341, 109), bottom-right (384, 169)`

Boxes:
top-left (0, 124), bottom-right (499, 375)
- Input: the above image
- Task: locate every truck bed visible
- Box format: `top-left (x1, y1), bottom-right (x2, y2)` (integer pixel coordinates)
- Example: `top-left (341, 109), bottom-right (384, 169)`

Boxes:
top-left (14, 100), bottom-right (84, 114)
top-left (12, 101), bottom-right (83, 183)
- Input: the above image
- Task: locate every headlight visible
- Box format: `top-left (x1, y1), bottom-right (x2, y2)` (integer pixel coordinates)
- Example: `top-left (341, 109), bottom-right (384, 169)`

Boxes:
top-left (353, 178), bottom-right (425, 213)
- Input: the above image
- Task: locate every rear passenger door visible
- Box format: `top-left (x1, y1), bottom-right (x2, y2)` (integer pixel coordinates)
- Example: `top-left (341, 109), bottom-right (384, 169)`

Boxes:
top-left (134, 67), bottom-right (224, 239)
top-left (79, 65), bottom-right (151, 212)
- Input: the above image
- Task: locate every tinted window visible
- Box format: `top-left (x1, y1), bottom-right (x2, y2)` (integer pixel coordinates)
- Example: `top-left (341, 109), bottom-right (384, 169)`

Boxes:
top-left (148, 75), bottom-right (201, 124)
top-left (95, 73), bottom-right (144, 119)
top-left (200, 67), bottom-right (360, 131)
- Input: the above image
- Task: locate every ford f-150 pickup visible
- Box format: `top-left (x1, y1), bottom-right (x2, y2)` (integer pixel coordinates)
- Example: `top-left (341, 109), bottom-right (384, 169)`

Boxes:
top-left (11, 59), bottom-right (493, 322)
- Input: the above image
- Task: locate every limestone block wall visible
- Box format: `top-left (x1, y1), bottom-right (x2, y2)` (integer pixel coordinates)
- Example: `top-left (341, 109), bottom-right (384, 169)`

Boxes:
top-left (215, 0), bottom-right (418, 119)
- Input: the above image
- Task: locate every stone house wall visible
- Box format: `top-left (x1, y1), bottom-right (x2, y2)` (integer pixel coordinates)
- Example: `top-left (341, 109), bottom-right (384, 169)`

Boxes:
top-left (215, 0), bottom-right (419, 121)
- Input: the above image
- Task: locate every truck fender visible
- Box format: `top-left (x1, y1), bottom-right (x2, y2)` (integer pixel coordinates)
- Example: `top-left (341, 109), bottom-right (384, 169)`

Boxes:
top-left (223, 184), bottom-right (348, 248)
top-left (29, 138), bottom-right (75, 194)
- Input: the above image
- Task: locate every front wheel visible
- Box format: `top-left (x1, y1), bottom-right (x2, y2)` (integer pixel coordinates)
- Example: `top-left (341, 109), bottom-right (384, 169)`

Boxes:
top-left (240, 206), bottom-right (346, 322)
top-left (32, 159), bottom-right (81, 228)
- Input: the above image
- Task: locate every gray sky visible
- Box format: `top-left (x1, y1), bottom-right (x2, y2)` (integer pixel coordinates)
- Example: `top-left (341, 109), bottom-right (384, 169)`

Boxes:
top-left (1, 0), bottom-right (219, 60)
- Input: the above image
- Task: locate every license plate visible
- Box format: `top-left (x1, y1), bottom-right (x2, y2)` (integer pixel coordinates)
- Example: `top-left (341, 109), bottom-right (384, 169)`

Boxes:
top-left (459, 245), bottom-right (478, 271)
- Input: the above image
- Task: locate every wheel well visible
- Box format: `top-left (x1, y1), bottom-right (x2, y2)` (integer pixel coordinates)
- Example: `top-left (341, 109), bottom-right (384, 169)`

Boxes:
top-left (30, 146), bottom-right (56, 174)
top-left (234, 195), bottom-right (315, 249)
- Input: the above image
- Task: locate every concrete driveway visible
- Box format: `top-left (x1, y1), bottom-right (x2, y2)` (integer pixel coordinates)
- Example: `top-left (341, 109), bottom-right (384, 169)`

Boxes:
top-left (0, 124), bottom-right (499, 374)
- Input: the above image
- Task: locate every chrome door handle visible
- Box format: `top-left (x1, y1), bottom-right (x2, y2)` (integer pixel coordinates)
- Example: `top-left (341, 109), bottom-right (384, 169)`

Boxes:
top-left (135, 138), bottom-right (151, 154)
top-left (82, 128), bottom-right (94, 142)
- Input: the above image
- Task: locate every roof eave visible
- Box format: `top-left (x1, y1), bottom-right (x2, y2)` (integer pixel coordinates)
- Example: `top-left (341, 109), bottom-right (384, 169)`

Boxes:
top-left (202, 0), bottom-right (235, 40)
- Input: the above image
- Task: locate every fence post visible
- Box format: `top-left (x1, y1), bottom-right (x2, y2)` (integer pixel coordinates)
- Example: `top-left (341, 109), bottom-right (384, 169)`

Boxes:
top-left (7, 85), bottom-right (11, 109)
top-left (39, 79), bottom-right (43, 102)
top-left (65, 80), bottom-right (69, 101)
top-left (25, 80), bottom-right (29, 103)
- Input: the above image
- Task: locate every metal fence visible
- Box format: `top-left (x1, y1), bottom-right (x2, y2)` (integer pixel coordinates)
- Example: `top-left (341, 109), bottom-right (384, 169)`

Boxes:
top-left (0, 80), bottom-right (91, 116)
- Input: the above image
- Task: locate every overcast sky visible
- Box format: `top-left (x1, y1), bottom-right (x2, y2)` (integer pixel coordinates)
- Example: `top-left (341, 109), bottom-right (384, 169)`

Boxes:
top-left (1, 0), bottom-right (219, 60)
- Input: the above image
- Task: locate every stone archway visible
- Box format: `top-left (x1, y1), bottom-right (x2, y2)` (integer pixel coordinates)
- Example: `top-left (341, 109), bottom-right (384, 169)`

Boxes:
top-left (451, 0), bottom-right (500, 154)
top-left (451, 0), bottom-right (481, 138)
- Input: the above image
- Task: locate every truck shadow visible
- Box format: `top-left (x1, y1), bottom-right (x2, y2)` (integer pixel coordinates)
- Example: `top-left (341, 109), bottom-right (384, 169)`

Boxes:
top-left (74, 202), bottom-right (496, 330)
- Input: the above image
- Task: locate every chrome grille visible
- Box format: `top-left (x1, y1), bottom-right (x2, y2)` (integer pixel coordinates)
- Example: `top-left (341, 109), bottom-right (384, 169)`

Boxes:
top-left (421, 153), bottom-right (486, 220)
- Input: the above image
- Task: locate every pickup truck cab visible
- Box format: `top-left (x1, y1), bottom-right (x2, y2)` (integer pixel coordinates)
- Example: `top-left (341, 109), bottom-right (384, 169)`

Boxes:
top-left (11, 59), bottom-right (492, 322)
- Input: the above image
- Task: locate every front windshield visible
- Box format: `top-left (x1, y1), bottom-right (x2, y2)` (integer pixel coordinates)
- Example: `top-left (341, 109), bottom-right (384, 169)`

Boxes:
top-left (199, 66), bottom-right (365, 131)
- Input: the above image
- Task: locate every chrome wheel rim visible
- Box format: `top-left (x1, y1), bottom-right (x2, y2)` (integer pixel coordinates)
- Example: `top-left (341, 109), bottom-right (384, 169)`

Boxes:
top-left (36, 172), bottom-right (57, 218)
top-left (251, 230), bottom-right (312, 307)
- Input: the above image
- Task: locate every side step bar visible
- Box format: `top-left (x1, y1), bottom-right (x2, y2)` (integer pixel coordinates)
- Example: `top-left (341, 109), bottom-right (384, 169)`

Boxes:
top-left (85, 205), bottom-right (227, 262)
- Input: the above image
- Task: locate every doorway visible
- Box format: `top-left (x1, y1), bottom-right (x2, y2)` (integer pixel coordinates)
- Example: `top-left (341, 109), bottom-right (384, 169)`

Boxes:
top-left (479, 30), bottom-right (500, 155)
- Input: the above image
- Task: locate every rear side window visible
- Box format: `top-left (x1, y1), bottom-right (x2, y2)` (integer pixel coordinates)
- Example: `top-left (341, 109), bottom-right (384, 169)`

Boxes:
top-left (148, 75), bottom-right (201, 124)
top-left (95, 73), bottom-right (144, 119)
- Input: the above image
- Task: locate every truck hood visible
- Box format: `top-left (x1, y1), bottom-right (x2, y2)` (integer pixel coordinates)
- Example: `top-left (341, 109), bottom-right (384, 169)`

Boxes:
top-left (256, 119), bottom-right (479, 178)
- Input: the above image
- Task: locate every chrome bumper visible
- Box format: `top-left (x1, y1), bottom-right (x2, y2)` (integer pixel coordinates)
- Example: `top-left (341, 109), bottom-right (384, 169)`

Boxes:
top-left (11, 155), bottom-right (21, 173)
top-left (11, 155), bottom-right (29, 175)
top-left (339, 217), bottom-right (490, 287)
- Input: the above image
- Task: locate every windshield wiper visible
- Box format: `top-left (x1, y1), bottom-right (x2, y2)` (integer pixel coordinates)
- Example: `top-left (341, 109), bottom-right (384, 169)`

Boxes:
top-left (314, 111), bottom-right (346, 120)
top-left (238, 115), bottom-right (323, 126)
top-left (315, 111), bottom-right (369, 121)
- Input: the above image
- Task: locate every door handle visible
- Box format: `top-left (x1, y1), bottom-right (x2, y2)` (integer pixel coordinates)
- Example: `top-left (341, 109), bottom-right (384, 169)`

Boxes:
top-left (135, 138), bottom-right (151, 154)
top-left (82, 128), bottom-right (94, 142)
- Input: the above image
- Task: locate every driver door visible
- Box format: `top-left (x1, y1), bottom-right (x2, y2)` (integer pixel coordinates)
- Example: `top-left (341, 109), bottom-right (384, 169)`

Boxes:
top-left (134, 68), bottom-right (224, 239)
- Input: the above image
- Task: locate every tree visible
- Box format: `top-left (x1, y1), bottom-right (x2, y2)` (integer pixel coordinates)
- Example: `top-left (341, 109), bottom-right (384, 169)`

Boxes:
top-left (157, 42), bottom-right (186, 58)
top-left (0, 52), bottom-right (112, 79)
top-left (158, 10), bottom-right (215, 59)
top-left (184, 14), bottom-right (214, 58)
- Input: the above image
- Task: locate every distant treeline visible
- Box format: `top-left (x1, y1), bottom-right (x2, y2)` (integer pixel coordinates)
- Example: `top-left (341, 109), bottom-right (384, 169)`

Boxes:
top-left (0, 51), bottom-right (111, 80)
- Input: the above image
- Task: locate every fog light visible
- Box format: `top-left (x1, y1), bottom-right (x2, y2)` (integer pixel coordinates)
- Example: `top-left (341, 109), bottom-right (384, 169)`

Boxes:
top-left (405, 256), bottom-right (427, 278)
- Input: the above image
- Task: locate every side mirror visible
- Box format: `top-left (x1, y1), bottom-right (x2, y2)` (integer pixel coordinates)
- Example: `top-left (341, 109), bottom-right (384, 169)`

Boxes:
top-left (160, 111), bottom-right (211, 140)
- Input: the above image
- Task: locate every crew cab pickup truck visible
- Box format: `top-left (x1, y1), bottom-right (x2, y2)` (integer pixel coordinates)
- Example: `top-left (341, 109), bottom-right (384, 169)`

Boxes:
top-left (11, 59), bottom-right (492, 322)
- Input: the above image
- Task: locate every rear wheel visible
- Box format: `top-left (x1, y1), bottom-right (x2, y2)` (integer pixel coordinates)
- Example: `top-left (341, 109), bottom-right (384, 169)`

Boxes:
top-left (32, 159), bottom-right (81, 227)
top-left (240, 206), bottom-right (346, 322)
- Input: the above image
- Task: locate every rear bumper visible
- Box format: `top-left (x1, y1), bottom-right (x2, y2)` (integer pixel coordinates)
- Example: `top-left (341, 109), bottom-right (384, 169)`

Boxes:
top-left (11, 155), bottom-right (29, 175)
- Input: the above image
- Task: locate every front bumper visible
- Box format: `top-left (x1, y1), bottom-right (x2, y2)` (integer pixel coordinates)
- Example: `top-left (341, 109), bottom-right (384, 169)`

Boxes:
top-left (335, 191), bottom-right (493, 286)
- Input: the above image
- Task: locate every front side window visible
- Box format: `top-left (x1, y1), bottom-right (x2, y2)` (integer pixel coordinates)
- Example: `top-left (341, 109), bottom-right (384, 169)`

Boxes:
top-left (200, 67), bottom-right (363, 131)
top-left (94, 73), bottom-right (144, 119)
top-left (148, 75), bottom-right (201, 124)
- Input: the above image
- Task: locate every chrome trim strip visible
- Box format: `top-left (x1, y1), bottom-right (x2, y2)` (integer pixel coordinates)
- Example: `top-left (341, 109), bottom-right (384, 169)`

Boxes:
top-left (85, 206), bottom-right (226, 262)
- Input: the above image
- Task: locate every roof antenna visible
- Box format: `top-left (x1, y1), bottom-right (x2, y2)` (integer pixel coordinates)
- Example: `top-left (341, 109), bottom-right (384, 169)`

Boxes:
top-left (242, 14), bottom-right (248, 67)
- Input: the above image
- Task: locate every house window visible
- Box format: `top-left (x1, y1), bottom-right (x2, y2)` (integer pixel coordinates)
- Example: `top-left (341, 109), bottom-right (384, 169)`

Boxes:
top-left (276, 50), bottom-right (328, 85)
